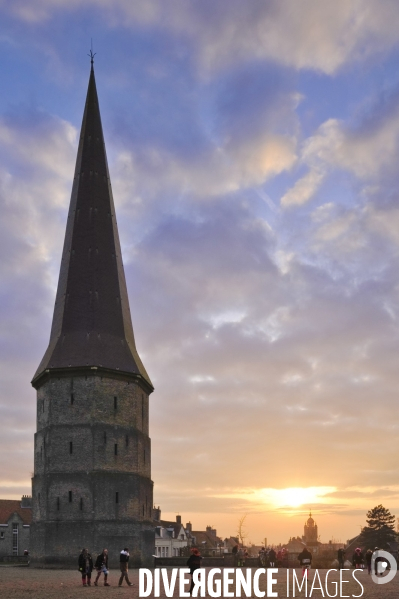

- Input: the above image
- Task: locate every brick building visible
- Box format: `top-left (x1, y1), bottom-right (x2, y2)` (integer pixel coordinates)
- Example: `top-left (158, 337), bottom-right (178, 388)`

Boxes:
top-left (30, 58), bottom-right (154, 566)
top-left (0, 497), bottom-right (32, 558)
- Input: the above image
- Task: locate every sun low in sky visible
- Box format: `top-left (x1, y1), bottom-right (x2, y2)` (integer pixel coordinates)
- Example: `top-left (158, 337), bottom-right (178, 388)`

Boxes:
top-left (1, 1), bottom-right (399, 545)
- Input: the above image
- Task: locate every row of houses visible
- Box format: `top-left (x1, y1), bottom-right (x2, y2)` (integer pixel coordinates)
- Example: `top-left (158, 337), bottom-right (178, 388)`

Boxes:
top-left (153, 507), bottom-right (238, 557)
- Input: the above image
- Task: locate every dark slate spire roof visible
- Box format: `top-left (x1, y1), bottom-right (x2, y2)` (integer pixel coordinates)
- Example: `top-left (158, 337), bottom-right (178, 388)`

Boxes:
top-left (32, 65), bottom-right (152, 389)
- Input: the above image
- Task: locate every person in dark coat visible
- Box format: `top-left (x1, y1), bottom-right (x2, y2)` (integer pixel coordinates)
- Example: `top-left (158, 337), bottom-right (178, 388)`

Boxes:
top-left (186, 548), bottom-right (203, 595)
top-left (268, 548), bottom-right (277, 567)
top-left (352, 548), bottom-right (364, 569)
top-left (78, 548), bottom-right (93, 586)
top-left (232, 543), bottom-right (238, 567)
top-left (259, 547), bottom-right (265, 567)
top-left (119, 547), bottom-right (133, 587)
top-left (337, 547), bottom-right (345, 569)
top-left (365, 549), bottom-right (373, 574)
top-left (94, 548), bottom-right (110, 586)
top-left (298, 547), bottom-right (312, 577)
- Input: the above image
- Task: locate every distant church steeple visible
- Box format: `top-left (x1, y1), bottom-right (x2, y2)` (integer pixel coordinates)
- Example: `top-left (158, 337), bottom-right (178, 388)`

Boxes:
top-left (303, 509), bottom-right (318, 547)
top-left (30, 60), bottom-right (154, 566)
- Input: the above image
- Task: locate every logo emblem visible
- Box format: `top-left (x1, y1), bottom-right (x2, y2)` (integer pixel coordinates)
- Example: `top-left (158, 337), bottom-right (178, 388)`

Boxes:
top-left (371, 550), bottom-right (397, 584)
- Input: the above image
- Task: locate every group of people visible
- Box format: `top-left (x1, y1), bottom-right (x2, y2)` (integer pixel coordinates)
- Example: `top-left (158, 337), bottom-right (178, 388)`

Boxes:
top-left (232, 545), bottom-right (249, 566)
top-left (258, 547), bottom-right (288, 567)
top-left (78, 547), bottom-right (133, 587)
top-left (349, 546), bottom-right (392, 575)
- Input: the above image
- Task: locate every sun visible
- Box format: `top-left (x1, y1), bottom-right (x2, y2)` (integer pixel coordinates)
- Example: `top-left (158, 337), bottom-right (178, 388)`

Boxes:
top-left (256, 486), bottom-right (336, 509)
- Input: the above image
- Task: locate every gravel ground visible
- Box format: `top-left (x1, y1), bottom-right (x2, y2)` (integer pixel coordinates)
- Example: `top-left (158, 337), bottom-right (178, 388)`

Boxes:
top-left (0, 567), bottom-right (397, 598)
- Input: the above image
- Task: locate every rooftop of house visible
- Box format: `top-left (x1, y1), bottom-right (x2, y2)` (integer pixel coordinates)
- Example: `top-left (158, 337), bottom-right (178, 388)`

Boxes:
top-left (192, 529), bottom-right (223, 549)
top-left (0, 499), bottom-right (32, 526)
top-left (155, 520), bottom-right (187, 540)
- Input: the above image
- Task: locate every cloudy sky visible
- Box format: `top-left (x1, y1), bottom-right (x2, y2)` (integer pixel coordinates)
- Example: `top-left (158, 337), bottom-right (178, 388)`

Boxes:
top-left (2, 0), bottom-right (399, 545)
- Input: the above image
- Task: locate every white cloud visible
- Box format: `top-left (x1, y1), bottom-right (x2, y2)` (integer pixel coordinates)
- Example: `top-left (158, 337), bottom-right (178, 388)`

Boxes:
top-left (7, 1), bottom-right (399, 75)
top-left (281, 169), bottom-right (325, 207)
top-left (113, 133), bottom-right (296, 201)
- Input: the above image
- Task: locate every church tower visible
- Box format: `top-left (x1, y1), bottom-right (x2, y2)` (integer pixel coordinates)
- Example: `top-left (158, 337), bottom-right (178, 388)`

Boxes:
top-left (30, 60), bottom-right (154, 566)
top-left (303, 511), bottom-right (319, 547)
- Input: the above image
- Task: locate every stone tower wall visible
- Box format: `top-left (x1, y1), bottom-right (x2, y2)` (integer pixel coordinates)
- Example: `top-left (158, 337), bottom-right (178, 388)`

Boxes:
top-left (31, 372), bottom-right (154, 567)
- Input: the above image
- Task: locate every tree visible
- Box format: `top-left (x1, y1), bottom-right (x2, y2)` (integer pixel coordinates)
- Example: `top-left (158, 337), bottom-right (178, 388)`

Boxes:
top-left (359, 505), bottom-right (397, 549)
top-left (237, 515), bottom-right (247, 546)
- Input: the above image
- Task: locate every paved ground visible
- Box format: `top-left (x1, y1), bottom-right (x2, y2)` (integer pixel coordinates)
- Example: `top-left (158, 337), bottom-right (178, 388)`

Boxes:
top-left (0, 567), bottom-right (397, 598)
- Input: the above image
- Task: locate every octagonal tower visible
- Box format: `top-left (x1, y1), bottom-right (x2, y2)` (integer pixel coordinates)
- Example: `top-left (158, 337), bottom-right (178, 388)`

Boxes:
top-left (30, 62), bottom-right (154, 567)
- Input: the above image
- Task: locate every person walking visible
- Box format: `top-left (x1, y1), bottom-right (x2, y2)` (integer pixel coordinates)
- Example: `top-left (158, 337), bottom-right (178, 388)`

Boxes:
top-left (94, 549), bottom-right (110, 586)
top-left (365, 549), bottom-right (373, 575)
top-left (243, 549), bottom-right (248, 566)
top-left (78, 548), bottom-right (93, 586)
top-left (186, 548), bottom-right (202, 595)
top-left (298, 547), bottom-right (312, 578)
top-left (352, 547), bottom-right (364, 569)
top-left (337, 547), bottom-right (345, 569)
top-left (237, 547), bottom-right (244, 567)
top-left (268, 548), bottom-right (277, 567)
top-left (259, 547), bottom-right (265, 567)
top-left (232, 543), bottom-right (238, 567)
top-left (119, 547), bottom-right (134, 587)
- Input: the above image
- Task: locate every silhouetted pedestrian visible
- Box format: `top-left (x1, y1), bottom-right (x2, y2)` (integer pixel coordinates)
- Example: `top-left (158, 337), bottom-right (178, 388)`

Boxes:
top-left (337, 547), bottom-right (345, 569)
top-left (232, 544), bottom-right (238, 567)
top-left (187, 548), bottom-right (202, 595)
top-left (365, 549), bottom-right (373, 574)
top-left (94, 549), bottom-right (110, 586)
top-left (352, 548), bottom-right (364, 569)
top-left (269, 548), bottom-right (276, 567)
top-left (119, 547), bottom-right (133, 586)
top-left (298, 547), bottom-right (312, 577)
top-left (78, 548), bottom-right (93, 586)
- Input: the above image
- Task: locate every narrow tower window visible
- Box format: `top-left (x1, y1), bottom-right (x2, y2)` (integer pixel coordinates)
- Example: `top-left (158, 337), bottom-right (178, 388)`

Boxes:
top-left (125, 435), bottom-right (129, 447)
top-left (114, 443), bottom-right (118, 456)
top-left (69, 491), bottom-right (72, 503)
top-left (71, 393), bottom-right (74, 405)
top-left (69, 441), bottom-right (73, 454)
top-left (114, 396), bottom-right (117, 410)
top-left (115, 492), bottom-right (119, 504)
top-left (142, 504), bottom-right (145, 516)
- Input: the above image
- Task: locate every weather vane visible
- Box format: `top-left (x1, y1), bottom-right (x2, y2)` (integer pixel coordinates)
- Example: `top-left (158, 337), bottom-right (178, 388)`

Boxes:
top-left (88, 39), bottom-right (96, 66)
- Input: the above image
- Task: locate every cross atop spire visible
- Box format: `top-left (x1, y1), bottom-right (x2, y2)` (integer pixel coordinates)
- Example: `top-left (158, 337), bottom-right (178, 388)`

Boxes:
top-left (88, 40), bottom-right (96, 69)
top-left (32, 65), bottom-right (152, 391)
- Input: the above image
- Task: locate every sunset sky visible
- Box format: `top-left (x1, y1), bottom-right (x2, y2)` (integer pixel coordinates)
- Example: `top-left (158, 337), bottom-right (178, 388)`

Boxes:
top-left (2, 1), bottom-right (399, 545)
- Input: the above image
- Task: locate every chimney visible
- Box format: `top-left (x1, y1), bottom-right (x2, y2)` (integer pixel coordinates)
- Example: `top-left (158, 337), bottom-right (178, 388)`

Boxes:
top-left (21, 495), bottom-right (32, 509)
top-left (186, 522), bottom-right (192, 533)
top-left (176, 515), bottom-right (182, 525)
top-left (153, 506), bottom-right (161, 522)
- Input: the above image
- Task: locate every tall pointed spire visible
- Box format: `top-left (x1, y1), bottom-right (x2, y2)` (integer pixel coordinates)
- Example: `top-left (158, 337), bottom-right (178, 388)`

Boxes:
top-left (32, 65), bottom-right (152, 390)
